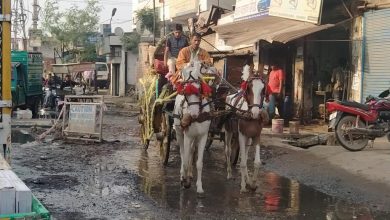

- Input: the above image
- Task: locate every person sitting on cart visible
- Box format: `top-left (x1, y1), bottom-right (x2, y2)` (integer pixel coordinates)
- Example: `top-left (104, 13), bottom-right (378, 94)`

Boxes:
top-left (171, 33), bottom-right (212, 84)
top-left (164, 24), bottom-right (189, 80)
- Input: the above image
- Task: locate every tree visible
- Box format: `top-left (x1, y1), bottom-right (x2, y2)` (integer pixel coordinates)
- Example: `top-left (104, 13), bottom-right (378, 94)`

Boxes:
top-left (136, 8), bottom-right (159, 33)
top-left (41, 0), bottom-right (101, 62)
top-left (121, 32), bottom-right (141, 54)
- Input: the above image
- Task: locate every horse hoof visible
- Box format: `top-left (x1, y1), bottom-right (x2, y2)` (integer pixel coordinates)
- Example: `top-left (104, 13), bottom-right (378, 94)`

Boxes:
top-left (246, 183), bottom-right (257, 191)
top-left (197, 191), bottom-right (205, 197)
top-left (183, 179), bottom-right (191, 189)
top-left (240, 188), bottom-right (248, 193)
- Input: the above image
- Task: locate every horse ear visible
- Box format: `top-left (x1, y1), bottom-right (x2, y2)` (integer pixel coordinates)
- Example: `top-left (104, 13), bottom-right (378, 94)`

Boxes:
top-left (241, 65), bottom-right (251, 81)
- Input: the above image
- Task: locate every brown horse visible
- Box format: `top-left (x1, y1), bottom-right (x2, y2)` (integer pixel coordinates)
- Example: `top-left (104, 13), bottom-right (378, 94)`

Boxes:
top-left (224, 65), bottom-right (269, 192)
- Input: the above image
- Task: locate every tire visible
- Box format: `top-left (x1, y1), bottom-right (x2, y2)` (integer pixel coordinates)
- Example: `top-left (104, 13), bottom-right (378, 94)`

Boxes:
top-left (32, 96), bottom-right (42, 118)
top-left (158, 113), bottom-right (171, 166)
top-left (335, 115), bottom-right (368, 151)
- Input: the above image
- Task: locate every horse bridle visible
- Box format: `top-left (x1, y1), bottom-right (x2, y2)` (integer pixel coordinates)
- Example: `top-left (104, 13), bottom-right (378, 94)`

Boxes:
top-left (181, 64), bottom-right (211, 108)
top-left (243, 76), bottom-right (266, 110)
top-left (181, 73), bottom-right (203, 107)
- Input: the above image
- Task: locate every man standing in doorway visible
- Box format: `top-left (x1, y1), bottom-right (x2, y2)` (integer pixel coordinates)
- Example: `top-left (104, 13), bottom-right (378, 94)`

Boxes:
top-left (267, 63), bottom-right (284, 119)
top-left (164, 24), bottom-right (189, 81)
top-left (331, 58), bottom-right (347, 100)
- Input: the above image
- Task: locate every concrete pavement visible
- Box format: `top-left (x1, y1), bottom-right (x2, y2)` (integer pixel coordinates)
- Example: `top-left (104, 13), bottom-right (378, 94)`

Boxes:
top-left (261, 123), bottom-right (390, 201)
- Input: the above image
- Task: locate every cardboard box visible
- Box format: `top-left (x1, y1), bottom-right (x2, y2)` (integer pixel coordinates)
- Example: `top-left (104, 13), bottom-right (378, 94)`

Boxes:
top-left (0, 175), bottom-right (16, 215)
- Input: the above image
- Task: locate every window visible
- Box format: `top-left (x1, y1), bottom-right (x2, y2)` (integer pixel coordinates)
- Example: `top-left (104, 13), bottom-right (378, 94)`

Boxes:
top-left (96, 64), bottom-right (108, 71)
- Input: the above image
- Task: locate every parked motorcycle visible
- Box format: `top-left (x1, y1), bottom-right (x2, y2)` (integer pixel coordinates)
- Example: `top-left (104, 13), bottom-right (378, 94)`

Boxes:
top-left (327, 92), bottom-right (390, 151)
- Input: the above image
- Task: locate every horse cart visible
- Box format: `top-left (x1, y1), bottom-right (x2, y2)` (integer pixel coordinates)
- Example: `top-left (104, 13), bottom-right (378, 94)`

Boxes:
top-left (138, 37), bottom-right (240, 166)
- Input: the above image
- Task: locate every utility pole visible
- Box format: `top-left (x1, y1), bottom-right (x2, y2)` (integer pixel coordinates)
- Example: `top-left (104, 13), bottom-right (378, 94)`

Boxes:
top-left (31, 0), bottom-right (39, 51)
top-left (153, 0), bottom-right (156, 45)
top-left (19, 0), bottom-right (26, 50)
top-left (163, 0), bottom-right (165, 36)
top-left (0, 0), bottom-right (13, 163)
top-left (12, 0), bottom-right (18, 50)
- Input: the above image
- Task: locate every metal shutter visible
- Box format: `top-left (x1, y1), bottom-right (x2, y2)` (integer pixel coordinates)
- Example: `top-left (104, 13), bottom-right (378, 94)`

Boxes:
top-left (363, 9), bottom-right (390, 100)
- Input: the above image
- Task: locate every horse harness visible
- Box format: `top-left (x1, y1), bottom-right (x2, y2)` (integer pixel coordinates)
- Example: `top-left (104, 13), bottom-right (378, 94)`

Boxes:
top-left (230, 76), bottom-right (267, 120)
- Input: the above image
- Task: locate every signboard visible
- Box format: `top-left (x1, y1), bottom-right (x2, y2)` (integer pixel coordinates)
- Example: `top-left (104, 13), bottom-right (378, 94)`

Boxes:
top-left (68, 104), bottom-right (97, 133)
top-left (269, 0), bottom-right (323, 24)
top-left (234, 0), bottom-right (270, 21)
top-left (28, 29), bottom-right (42, 47)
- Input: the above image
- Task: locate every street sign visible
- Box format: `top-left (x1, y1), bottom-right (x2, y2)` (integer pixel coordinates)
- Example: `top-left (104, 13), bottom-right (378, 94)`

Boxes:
top-left (68, 104), bottom-right (97, 133)
top-left (62, 95), bottom-right (104, 142)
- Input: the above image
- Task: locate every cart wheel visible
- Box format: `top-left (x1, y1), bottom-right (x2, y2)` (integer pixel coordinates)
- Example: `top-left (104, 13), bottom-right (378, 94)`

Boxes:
top-left (139, 107), bottom-right (150, 150)
top-left (157, 113), bottom-right (171, 166)
top-left (231, 134), bottom-right (239, 166)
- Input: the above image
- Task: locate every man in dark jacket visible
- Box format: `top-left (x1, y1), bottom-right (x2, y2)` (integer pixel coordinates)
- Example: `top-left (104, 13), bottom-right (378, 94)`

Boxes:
top-left (164, 24), bottom-right (189, 80)
top-left (60, 74), bottom-right (77, 90)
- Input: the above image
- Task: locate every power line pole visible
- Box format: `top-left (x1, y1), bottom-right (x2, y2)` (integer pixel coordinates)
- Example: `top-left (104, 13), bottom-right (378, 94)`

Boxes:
top-left (163, 0), bottom-right (165, 36)
top-left (153, 0), bottom-right (156, 45)
top-left (1, 0), bottom-right (13, 163)
top-left (31, 0), bottom-right (39, 51)
top-left (12, 0), bottom-right (19, 50)
top-left (19, 0), bottom-right (26, 50)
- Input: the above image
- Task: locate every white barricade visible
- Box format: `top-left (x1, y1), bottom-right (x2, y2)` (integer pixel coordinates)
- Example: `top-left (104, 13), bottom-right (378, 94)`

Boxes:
top-left (62, 95), bottom-right (104, 142)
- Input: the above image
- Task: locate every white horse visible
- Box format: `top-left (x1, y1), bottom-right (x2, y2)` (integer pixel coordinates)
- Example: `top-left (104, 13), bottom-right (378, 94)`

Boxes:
top-left (224, 65), bottom-right (269, 192)
top-left (173, 61), bottom-right (213, 194)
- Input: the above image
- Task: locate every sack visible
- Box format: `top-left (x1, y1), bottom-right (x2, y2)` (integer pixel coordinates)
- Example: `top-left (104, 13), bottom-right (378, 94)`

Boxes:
top-left (154, 59), bottom-right (168, 75)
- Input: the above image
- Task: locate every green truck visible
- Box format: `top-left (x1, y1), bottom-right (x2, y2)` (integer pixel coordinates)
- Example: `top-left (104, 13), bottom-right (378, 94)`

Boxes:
top-left (11, 51), bottom-right (43, 117)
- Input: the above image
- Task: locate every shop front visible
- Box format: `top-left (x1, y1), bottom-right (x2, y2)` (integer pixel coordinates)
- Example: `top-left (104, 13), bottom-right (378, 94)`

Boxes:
top-left (213, 0), bottom-right (354, 122)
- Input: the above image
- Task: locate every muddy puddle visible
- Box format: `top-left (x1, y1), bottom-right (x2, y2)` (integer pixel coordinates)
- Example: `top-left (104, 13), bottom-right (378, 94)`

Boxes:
top-left (115, 142), bottom-right (390, 219)
top-left (12, 129), bottom-right (35, 144)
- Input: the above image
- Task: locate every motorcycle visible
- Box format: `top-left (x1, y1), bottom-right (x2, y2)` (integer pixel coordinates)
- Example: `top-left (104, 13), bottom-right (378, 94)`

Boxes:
top-left (326, 91), bottom-right (390, 151)
top-left (43, 86), bottom-right (58, 110)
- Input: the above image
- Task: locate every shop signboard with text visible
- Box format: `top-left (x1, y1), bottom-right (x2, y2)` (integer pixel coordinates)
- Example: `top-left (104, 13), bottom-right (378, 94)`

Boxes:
top-left (269, 0), bottom-right (323, 24)
top-left (234, 0), bottom-right (270, 21)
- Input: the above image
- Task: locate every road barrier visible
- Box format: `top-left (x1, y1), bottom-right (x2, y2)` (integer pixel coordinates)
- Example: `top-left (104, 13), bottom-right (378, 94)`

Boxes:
top-left (62, 95), bottom-right (105, 142)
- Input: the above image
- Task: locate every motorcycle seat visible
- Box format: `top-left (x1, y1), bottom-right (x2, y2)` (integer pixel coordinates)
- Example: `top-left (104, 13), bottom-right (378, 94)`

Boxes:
top-left (340, 101), bottom-right (370, 111)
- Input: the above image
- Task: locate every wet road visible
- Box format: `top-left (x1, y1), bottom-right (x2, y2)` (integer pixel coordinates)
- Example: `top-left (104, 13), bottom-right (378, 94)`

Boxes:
top-left (10, 111), bottom-right (390, 219)
top-left (116, 140), bottom-right (387, 220)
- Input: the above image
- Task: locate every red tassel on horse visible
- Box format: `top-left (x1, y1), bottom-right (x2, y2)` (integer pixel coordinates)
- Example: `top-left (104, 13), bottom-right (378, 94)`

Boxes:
top-left (176, 83), bottom-right (184, 94)
top-left (184, 84), bottom-right (199, 95)
top-left (201, 82), bottom-right (212, 97)
top-left (241, 81), bottom-right (248, 91)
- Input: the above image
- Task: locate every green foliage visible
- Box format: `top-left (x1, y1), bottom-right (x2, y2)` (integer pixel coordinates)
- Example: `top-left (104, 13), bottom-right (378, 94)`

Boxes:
top-left (136, 8), bottom-right (158, 33)
top-left (41, 0), bottom-right (101, 62)
top-left (121, 33), bottom-right (141, 53)
top-left (80, 44), bottom-right (98, 62)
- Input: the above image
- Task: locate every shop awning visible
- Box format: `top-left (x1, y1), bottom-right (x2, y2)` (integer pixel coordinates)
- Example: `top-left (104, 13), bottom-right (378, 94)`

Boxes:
top-left (212, 16), bottom-right (335, 46)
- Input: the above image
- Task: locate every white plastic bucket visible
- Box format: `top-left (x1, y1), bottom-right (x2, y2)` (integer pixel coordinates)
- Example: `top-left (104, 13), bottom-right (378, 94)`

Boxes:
top-left (272, 119), bottom-right (284, 134)
top-left (289, 121), bottom-right (299, 134)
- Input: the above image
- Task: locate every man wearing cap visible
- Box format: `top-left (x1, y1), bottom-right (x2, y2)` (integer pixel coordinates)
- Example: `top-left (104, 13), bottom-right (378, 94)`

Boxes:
top-left (164, 24), bottom-right (189, 80)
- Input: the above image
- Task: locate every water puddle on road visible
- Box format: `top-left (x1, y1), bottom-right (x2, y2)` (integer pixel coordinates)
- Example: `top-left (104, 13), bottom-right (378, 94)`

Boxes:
top-left (122, 143), bottom-right (390, 219)
top-left (12, 129), bottom-right (35, 144)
